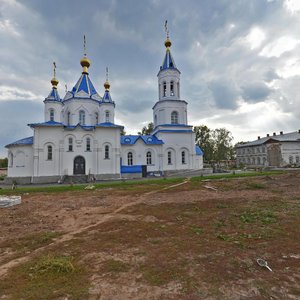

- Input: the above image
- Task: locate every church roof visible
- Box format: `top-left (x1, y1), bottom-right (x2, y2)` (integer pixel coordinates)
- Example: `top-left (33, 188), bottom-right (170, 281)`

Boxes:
top-left (103, 90), bottom-right (113, 102)
top-left (121, 135), bottom-right (164, 145)
top-left (96, 122), bottom-right (123, 128)
top-left (195, 145), bottom-right (203, 156)
top-left (161, 49), bottom-right (177, 70)
top-left (6, 136), bottom-right (33, 148)
top-left (45, 88), bottom-right (62, 102)
top-left (28, 120), bottom-right (64, 128)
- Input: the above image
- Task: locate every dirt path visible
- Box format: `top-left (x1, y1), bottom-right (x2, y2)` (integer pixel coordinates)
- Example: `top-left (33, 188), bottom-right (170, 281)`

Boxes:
top-left (0, 179), bottom-right (190, 278)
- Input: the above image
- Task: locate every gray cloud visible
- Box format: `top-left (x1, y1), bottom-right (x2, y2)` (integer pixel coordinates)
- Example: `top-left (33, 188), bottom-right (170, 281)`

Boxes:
top-left (1, 0), bottom-right (300, 156)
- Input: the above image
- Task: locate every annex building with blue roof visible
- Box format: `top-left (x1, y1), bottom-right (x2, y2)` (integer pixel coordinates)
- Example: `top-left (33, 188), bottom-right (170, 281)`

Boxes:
top-left (5, 33), bottom-right (203, 184)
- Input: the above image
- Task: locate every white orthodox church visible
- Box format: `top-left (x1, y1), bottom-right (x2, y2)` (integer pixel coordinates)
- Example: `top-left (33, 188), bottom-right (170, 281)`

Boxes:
top-left (5, 34), bottom-right (203, 184)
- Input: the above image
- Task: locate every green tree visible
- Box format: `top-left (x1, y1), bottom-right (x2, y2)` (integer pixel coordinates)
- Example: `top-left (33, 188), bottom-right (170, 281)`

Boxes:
top-left (193, 125), bottom-right (214, 162)
top-left (212, 128), bottom-right (234, 162)
top-left (138, 122), bottom-right (154, 135)
top-left (0, 158), bottom-right (8, 168)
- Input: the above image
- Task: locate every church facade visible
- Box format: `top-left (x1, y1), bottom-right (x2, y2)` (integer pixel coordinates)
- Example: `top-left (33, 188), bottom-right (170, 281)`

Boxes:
top-left (5, 35), bottom-right (203, 184)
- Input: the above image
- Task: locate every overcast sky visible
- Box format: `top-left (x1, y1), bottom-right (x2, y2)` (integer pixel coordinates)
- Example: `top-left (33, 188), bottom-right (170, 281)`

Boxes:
top-left (1, 0), bottom-right (300, 157)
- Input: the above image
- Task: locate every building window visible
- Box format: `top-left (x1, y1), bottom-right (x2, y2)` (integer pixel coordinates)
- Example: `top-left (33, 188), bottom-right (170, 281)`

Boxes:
top-left (181, 151), bottom-right (186, 164)
top-left (296, 156), bottom-right (300, 164)
top-left (177, 82), bottom-right (180, 98)
top-left (146, 151), bottom-right (152, 165)
top-left (170, 81), bottom-right (174, 96)
top-left (105, 111), bottom-right (110, 123)
top-left (128, 152), bottom-right (133, 165)
top-left (68, 137), bottom-right (73, 152)
top-left (154, 115), bottom-right (157, 126)
top-left (289, 156), bottom-right (293, 164)
top-left (50, 109), bottom-right (54, 121)
top-left (168, 151), bottom-right (172, 164)
top-left (257, 157), bottom-right (261, 165)
top-left (262, 146), bottom-right (265, 153)
top-left (67, 112), bottom-right (71, 126)
top-left (79, 110), bottom-right (85, 125)
top-left (47, 145), bottom-right (53, 160)
top-left (104, 145), bottom-right (109, 159)
top-left (163, 82), bottom-right (167, 97)
top-left (95, 112), bottom-right (99, 124)
top-left (171, 111), bottom-right (178, 124)
top-left (86, 138), bottom-right (91, 151)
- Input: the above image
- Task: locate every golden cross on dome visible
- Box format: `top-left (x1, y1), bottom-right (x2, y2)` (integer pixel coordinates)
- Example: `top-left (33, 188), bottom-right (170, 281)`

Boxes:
top-left (84, 35), bottom-right (87, 56)
top-left (165, 20), bottom-right (169, 39)
top-left (53, 62), bottom-right (56, 78)
top-left (106, 67), bottom-right (109, 81)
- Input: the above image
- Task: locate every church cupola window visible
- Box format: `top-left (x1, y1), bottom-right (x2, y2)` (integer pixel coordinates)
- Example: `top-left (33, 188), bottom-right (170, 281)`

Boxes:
top-left (79, 110), bottom-right (85, 125)
top-left (170, 81), bottom-right (174, 96)
top-left (95, 112), bottom-right (99, 124)
top-left (163, 82), bottom-right (167, 97)
top-left (47, 145), bottom-right (53, 160)
top-left (128, 152), bottom-right (133, 166)
top-left (104, 145), bottom-right (110, 159)
top-left (171, 111), bottom-right (178, 124)
top-left (9, 152), bottom-right (13, 167)
top-left (146, 151), bottom-right (152, 165)
top-left (68, 138), bottom-right (73, 152)
top-left (105, 111), bottom-right (110, 123)
top-left (167, 151), bottom-right (172, 165)
top-left (86, 138), bottom-right (91, 152)
top-left (49, 109), bottom-right (55, 121)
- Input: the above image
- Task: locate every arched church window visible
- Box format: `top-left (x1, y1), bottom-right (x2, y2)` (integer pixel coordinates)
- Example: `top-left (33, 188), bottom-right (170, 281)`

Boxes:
top-left (49, 109), bottom-right (55, 121)
top-left (104, 145), bottom-right (110, 159)
top-left (163, 82), bottom-right (167, 97)
top-left (9, 152), bottom-right (13, 167)
top-left (177, 82), bottom-right (180, 98)
top-left (170, 81), bottom-right (174, 96)
top-left (79, 110), bottom-right (85, 125)
top-left (171, 111), bottom-right (178, 124)
top-left (128, 152), bottom-right (133, 166)
top-left (68, 137), bottom-right (73, 152)
top-left (289, 156), bottom-right (293, 164)
top-left (167, 151), bottom-right (172, 164)
top-left (95, 112), bottom-right (99, 124)
top-left (105, 111), bottom-right (110, 123)
top-left (47, 145), bottom-right (53, 160)
top-left (86, 138), bottom-right (91, 151)
top-left (154, 115), bottom-right (157, 126)
top-left (181, 151), bottom-right (186, 164)
top-left (67, 112), bottom-right (71, 126)
top-left (146, 151), bottom-right (152, 165)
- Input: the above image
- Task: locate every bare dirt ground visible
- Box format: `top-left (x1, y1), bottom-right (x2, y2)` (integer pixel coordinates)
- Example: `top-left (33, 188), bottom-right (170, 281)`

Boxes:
top-left (0, 173), bottom-right (300, 299)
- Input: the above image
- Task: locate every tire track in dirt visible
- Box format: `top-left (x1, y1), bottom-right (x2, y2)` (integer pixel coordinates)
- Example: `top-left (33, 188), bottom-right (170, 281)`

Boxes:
top-left (0, 178), bottom-right (190, 278)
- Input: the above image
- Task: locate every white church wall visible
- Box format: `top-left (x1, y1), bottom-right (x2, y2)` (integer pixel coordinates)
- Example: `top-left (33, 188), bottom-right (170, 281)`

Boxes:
top-left (121, 140), bottom-right (162, 172)
top-left (7, 145), bottom-right (33, 177)
top-left (44, 102), bottom-right (63, 122)
top-left (99, 103), bottom-right (115, 123)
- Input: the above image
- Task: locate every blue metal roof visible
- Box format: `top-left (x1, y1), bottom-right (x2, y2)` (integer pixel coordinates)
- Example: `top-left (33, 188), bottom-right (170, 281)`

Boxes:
top-left (45, 88), bottom-right (61, 102)
top-left (103, 90), bottom-right (113, 102)
top-left (71, 73), bottom-right (98, 96)
top-left (6, 136), bottom-right (33, 148)
top-left (96, 122), bottom-right (124, 128)
top-left (28, 120), bottom-right (63, 128)
top-left (121, 135), bottom-right (164, 145)
top-left (195, 145), bottom-right (203, 156)
top-left (65, 124), bottom-right (95, 130)
top-left (161, 49), bottom-right (176, 70)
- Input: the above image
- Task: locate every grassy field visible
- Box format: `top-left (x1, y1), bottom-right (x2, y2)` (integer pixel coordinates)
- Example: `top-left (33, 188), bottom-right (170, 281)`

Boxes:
top-left (0, 170), bottom-right (299, 299)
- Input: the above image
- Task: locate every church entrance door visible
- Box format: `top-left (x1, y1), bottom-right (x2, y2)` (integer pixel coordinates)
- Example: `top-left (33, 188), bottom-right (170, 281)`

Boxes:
top-left (74, 156), bottom-right (85, 175)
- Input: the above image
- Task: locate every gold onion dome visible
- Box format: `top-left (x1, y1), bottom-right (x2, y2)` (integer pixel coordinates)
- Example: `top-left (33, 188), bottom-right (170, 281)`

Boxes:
top-left (80, 56), bottom-right (91, 74)
top-left (104, 80), bottom-right (110, 90)
top-left (165, 37), bottom-right (172, 48)
top-left (51, 77), bottom-right (59, 88)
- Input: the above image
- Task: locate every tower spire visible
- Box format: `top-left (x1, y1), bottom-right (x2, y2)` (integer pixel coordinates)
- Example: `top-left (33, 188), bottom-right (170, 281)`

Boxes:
top-left (104, 67), bottom-right (110, 91)
top-left (51, 61), bottom-right (59, 89)
top-left (164, 20), bottom-right (172, 49)
top-left (80, 35), bottom-right (91, 74)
